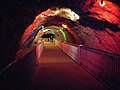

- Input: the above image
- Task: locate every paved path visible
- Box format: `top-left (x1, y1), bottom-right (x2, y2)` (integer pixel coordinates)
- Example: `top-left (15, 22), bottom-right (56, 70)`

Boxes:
top-left (29, 42), bottom-right (106, 90)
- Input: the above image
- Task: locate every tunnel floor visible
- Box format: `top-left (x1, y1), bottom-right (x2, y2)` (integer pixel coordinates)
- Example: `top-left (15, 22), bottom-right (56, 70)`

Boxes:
top-left (28, 42), bottom-right (107, 90)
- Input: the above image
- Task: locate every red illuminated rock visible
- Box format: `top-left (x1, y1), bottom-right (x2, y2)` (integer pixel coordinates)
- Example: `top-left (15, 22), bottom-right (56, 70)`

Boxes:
top-left (90, 1), bottom-right (120, 26)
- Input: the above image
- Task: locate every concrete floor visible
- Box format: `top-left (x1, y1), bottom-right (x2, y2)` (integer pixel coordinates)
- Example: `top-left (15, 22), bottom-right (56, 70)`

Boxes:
top-left (28, 42), bottom-right (107, 90)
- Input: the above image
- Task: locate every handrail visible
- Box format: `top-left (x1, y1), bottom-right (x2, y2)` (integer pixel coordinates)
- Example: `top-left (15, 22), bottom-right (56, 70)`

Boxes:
top-left (80, 46), bottom-right (120, 58)
top-left (63, 41), bottom-right (120, 58)
top-left (79, 46), bottom-right (120, 89)
top-left (55, 40), bottom-right (120, 89)
top-left (63, 41), bottom-right (78, 47)
top-left (0, 41), bottom-right (44, 74)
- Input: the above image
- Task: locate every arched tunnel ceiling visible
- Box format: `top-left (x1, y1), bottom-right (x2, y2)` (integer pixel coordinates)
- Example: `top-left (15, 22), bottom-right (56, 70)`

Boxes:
top-left (82, 0), bottom-right (120, 27)
top-left (21, 8), bottom-right (80, 45)
top-left (41, 26), bottom-right (67, 41)
top-left (0, 0), bottom-right (120, 70)
top-left (21, 2), bottom-right (120, 54)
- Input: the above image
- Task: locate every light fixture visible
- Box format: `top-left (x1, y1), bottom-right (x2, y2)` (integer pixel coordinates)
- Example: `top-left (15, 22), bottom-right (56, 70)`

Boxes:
top-left (99, 0), bottom-right (105, 6)
top-left (40, 14), bottom-right (45, 17)
top-left (62, 24), bottom-right (68, 29)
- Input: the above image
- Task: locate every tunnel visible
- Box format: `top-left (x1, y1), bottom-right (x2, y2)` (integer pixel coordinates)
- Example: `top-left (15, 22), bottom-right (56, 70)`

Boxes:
top-left (0, 0), bottom-right (120, 90)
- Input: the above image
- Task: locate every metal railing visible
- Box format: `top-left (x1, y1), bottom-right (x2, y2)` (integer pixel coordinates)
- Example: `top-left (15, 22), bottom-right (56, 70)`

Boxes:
top-left (78, 46), bottom-right (120, 89)
top-left (0, 41), bottom-right (44, 74)
top-left (55, 40), bottom-right (120, 89)
top-left (0, 41), bottom-right (44, 90)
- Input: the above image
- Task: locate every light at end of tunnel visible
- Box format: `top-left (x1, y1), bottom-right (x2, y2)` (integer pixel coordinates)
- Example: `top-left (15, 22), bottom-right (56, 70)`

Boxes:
top-left (52, 32), bottom-right (55, 34)
top-left (99, 0), bottom-right (105, 6)
top-left (62, 24), bottom-right (68, 29)
top-left (43, 29), bottom-right (50, 32)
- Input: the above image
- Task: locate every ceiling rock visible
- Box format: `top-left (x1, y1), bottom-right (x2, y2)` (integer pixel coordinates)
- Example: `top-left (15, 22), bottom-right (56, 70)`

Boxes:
top-left (79, 0), bottom-right (120, 28)
top-left (21, 0), bottom-right (120, 54)
top-left (21, 8), bottom-right (80, 46)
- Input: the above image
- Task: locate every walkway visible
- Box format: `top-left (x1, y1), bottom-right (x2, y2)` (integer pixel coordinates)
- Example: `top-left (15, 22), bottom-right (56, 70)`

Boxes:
top-left (28, 42), bottom-right (106, 90)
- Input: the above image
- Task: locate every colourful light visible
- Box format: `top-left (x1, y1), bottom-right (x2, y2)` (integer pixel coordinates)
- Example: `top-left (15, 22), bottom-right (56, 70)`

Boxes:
top-left (99, 0), bottom-right (105, 6)
top-left (52, 32), bottom-right (55, 35)
top-left (36, 15), bottom-right (39, 19)
top-left (62, 24), bottom-right (68, 29)
top-left (60, 29), bottom-right (67, 41)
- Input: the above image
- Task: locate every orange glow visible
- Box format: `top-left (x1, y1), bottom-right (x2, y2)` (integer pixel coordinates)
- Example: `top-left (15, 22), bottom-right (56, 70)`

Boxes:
top-left (40, 14), bottom-right (45, 17)
top-left (89, 0), bottom-right (120, 27)
top-left (36, 15), bottom-right (39, 19)
top-left (99, 0), bottom-right (105, 6)
top-left (62, 24), bottom-right (68, 28)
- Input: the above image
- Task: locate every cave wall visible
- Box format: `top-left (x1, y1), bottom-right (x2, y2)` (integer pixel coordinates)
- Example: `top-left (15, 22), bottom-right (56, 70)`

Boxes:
top-left (21, 0), bottom-right (120, 55)
top-left (0, 3), bottom-right (37, 71)
top-left (0, 0), bottom-right (57, 70)
top-left (78, 0), bottom-right (120, 54)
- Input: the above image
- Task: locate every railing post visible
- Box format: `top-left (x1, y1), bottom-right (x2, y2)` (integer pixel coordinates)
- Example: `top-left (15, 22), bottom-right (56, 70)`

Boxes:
top-left (35, 41), bottom-right (44, 65)
top-left (78, 44), bottom-right (83, 66)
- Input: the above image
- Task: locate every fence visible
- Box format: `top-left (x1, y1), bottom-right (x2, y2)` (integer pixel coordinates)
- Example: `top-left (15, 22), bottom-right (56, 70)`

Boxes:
top-left (78, 46), bottom-right (120, 89)
top-left (0, 41), bottom-right (44, 90)
top-left (55, 40), bottom-right (78, 61)
top-left (55, 40), bottom-right (120, 89)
